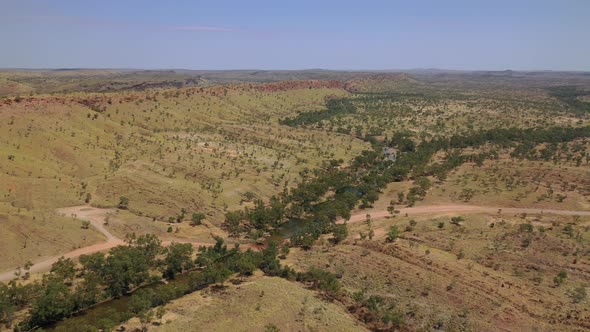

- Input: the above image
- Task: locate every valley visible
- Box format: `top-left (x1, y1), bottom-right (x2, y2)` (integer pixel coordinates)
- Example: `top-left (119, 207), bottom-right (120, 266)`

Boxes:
top-left (0, 69), bottom-right (589, 332)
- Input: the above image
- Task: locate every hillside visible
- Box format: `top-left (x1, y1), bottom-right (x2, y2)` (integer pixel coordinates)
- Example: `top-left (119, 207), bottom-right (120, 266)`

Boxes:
top-left (0, 82), bottom-right (368, 271)
top-left (122, 274), bottom-right (368, 332)
top-left (0, 71), bottom-right (589, 332)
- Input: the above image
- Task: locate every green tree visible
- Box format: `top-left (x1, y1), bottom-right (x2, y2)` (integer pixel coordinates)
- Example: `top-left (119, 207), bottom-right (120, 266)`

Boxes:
top-left (190, 212), bottom-right (206, 226)
top-left (29, 278), bottom-right (75, 327)
top-left (235, 252), bottom-right (258, 278)
top-left (132, 234), bottom-right (163, 266)
top-left (101, 246), bottom-right (150, 297)
top-left (74, 274), bottom-right (102, 308)
top-left (297, 267), bottom-right (341, 298)
top-left (162, 242), bottom-right (194, 279)
top-left (259, 241), bottom-right (281, 275)
top-left (386, 226), bottom-right (399, 242)
top-left (50, 257), bottom-right (76, 283)
top-left (332, 223), bottom-right (348, 244)
top-left (0, 283), bottom-right (16, 327)
top-left (129, 289), bottom-right (153, 315)
top-left (79, 252), bottom-right (105, 275)
top-left (224, 210), bottom-right (243, 237)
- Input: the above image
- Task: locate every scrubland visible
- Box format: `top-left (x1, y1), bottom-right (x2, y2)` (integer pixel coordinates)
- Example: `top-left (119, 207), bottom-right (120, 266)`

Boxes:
top-left (1, 70), bottom-right (589, 331)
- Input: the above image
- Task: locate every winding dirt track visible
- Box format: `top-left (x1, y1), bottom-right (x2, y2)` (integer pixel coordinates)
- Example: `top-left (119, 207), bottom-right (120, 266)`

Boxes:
top-left (1, 204), bottom-right (588, 282)
top-left (0, 206), bottom-right (232, 282)
top-left (341, 204), bottom-right (590, 224)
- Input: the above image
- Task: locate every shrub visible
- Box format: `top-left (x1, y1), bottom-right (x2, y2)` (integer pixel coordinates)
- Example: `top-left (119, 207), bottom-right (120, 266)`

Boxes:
top-left (554, 271), bottom-right (567, 286)
top-left (563, 224), bottom-right (574, 238)
top-left (518, 223), bottom-right (534, 233)
top-left (450, 216), bottom-right (464, 226)
top-left (190, 212), bottom-right (205, 226)
top-left (332, 224), bottom-right (348, 243)
top-left (296, 267), bottom-right (341, 297)
top-left (118, 196), bottom-right (129, 209)
top-left (568, 286), bottom-right (587, 303)
top-left (386, 226), bottom-right (399, 242)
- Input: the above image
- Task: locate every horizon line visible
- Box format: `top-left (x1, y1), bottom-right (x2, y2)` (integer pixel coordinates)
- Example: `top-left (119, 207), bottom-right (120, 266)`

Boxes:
top-left (1, 67), bottom-right (589, 73)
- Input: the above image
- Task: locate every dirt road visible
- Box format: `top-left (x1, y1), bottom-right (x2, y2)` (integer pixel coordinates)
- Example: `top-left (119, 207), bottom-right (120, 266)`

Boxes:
top-left (2, 204), bottom-right (587, 282)
top-left (0, 206), bottom-right (237, 282)
top-left (0, 206), bottom-right (125, 282)
top-left (342, 204), bottom-right (590, 224)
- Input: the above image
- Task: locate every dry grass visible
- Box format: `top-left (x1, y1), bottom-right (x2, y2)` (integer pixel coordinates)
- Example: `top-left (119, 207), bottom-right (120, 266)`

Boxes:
top-left (0, 85), bottom-right (367, 269)
top-left (0, 203), bottom-right (105, 271)
top-left (2, 72), bottom-right (590, 331)
top-left (123, 273), bottom-right (368, 332)
top-left (287, 210), bottom-right (590, 331)
top-left (424, 154), bottom-right (590, 211)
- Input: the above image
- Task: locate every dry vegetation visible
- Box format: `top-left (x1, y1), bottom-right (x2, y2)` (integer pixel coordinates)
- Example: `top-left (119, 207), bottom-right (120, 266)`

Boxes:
top-left (121, 273), bottom-right (367, 332)
top-left (287, 210), bottom-right (590, 331)
top-left (424, 151), bottom-right (590, 210)
top-left (1, 70), bottom-right (589, 331)
top-left (0, 83), bottom-right (366, 269)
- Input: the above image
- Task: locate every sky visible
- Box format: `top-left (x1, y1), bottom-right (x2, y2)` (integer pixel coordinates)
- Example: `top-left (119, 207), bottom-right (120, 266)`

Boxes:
top-left (0, 0), bottom-right (589, 71)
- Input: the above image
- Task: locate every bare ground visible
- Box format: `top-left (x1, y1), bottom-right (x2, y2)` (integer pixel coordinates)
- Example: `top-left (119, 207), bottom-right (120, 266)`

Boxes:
top-left (0, 206), bottom-right (248, 282)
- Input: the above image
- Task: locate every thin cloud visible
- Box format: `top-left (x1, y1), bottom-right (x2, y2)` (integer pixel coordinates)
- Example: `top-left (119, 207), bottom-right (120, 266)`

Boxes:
top-left (13, 15), bottom-right (236, 33)
top-left (170, 25), bottom-right (236, 32)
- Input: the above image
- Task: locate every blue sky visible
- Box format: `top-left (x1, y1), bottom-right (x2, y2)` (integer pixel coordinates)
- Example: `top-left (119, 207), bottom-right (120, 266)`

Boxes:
top-left (1, 0), bottom-right (588, 70)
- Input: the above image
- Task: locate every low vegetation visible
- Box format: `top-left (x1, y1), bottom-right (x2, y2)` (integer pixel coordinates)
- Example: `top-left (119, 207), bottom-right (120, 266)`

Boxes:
top-left (1, 70), bottom-right (589, 331)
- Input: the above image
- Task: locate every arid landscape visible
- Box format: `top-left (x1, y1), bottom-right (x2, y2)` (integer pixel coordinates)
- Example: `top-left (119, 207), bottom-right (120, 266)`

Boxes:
top-left (1, 1), bottom-right (589, 331)
top-left (0, 68), bottom-right (588, 332)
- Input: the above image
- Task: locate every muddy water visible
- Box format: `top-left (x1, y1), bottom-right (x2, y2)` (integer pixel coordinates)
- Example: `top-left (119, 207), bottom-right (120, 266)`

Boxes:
top-left (268, 218), bottom-right (310, 244)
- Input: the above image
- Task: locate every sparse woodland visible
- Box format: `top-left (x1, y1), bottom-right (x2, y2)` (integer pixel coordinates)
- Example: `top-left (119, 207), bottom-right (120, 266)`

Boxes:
top-left (0, 70), bottom-right (589, 331)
